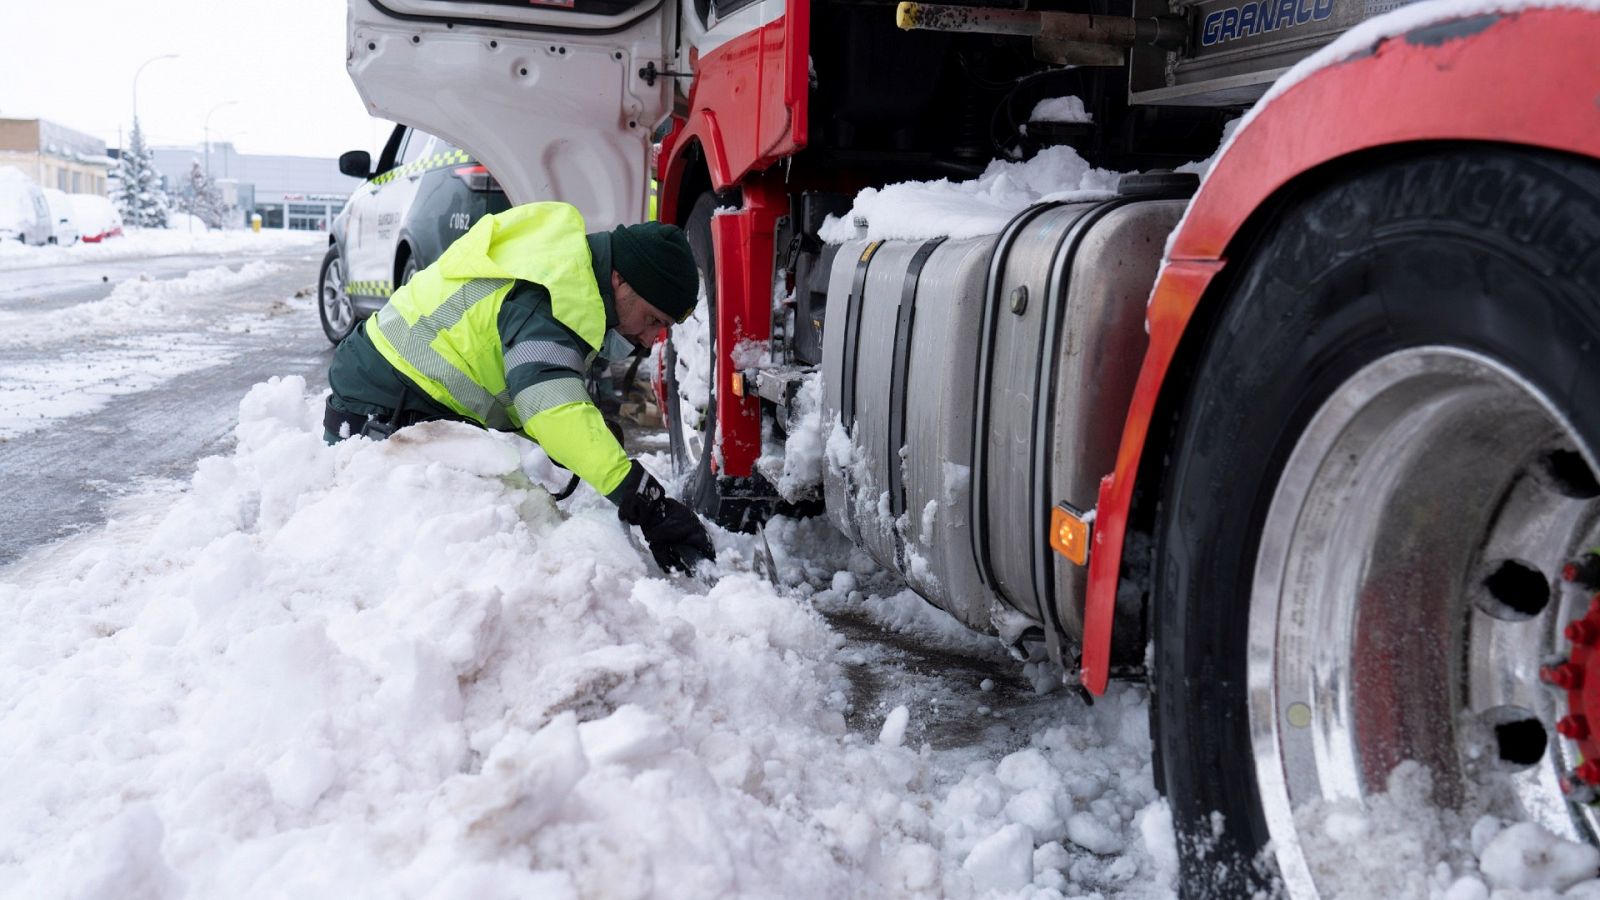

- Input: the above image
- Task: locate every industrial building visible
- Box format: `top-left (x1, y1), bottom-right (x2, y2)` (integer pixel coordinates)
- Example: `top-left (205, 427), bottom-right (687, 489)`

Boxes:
top-left (0, 117), bottom-right (113, 196)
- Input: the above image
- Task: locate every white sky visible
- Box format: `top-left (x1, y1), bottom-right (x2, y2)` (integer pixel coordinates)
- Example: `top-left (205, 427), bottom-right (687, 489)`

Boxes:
top-left (0, 1), bottom-right (396, 160)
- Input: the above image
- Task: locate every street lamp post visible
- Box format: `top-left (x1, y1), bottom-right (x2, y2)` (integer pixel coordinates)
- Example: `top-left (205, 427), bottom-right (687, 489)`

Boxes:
top-left (204, 101), bottom-right (239, 179)
top-left (131, 53), bottom-right (179, 127)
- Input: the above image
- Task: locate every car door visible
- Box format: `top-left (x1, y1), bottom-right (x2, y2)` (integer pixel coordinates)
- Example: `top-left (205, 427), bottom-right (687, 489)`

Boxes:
top-left (346, 0), bottom-right (672, 231)
top-left (350, 126), bottom-right (433, 297)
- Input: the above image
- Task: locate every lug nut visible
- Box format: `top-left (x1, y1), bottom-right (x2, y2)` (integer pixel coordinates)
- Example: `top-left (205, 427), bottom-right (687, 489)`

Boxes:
top-left (1568, 620), bottom-right (1600, 646)
top-left (1543, 662), bottom-right (1586, 690)
top-left (1564, 554), bottom-right (1600, 589)
top-left (1559, 715), bottom-right (1591, 740)
top-left (1576, 761), bottom-right (1600, 785)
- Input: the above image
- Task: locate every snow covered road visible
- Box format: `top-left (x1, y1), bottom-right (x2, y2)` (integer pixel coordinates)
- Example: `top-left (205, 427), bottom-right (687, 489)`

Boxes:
top-left (0, 235), bottom-right (329, 564)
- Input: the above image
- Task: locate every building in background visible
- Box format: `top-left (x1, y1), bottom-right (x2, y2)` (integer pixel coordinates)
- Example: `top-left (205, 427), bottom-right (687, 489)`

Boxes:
top-left (0, 118), bottom-right (113, 195)
top-left (150, 142), bottom-right (359, 230)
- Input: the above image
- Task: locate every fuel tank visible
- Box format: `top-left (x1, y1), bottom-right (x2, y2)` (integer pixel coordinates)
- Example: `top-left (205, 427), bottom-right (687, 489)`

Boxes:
top-left (821, 193), bottom-right (1185, 653)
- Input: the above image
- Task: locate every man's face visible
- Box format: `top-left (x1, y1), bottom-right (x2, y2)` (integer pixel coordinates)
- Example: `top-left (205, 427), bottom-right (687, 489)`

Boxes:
top-left (611, 271), bottom-right (678, 348)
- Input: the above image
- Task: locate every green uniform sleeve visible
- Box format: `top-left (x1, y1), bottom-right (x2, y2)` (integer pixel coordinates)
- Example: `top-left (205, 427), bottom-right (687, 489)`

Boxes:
top-left (524, 400), bottom-right (633, 495)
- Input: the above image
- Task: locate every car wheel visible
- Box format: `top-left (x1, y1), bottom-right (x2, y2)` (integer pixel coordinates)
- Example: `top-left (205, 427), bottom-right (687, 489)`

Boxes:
top-left (664, 193), bottom-right (719, 511)
top-left (400, 253), bottom-right (419, 287)
top-left (1153, 148), bottom-right (1600, 897)
top-left (318, 245), bottom-right (356, 345)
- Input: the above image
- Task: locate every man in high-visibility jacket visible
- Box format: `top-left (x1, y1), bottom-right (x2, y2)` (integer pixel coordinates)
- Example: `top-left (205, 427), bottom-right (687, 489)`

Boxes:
top-left (323, 201), bottom-right (713, 572)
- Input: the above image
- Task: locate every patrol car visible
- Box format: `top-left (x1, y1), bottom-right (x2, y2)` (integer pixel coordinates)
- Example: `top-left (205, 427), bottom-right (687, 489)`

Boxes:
top-left (317, 124), bottom-right (510, 343)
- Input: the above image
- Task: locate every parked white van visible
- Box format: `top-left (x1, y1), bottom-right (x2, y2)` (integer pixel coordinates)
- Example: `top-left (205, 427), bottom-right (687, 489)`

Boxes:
top-left (0, 169), bottom-right (50, 246)
top-left (40, 188), bottom-right (80, 246)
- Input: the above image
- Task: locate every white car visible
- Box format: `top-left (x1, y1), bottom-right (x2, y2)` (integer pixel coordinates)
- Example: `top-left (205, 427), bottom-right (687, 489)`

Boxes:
top-left (318, 124), bottom-right (508, 343)
top-left (0, 169), bottom-right (51, 246)
top-left (40, 188), bottom-right (80, 246)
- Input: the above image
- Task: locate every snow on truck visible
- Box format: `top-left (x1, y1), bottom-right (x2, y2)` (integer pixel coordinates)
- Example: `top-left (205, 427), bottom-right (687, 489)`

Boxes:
top-left (344, 0), bottom-right (1600, 894)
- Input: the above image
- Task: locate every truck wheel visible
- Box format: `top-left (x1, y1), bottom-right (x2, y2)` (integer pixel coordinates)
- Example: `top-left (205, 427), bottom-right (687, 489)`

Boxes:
top-left (664, 192), bottom-right (719, 511)
top-left (318, 245), bottom-right (356, 345)
top-left (1153, 147), bottom-right (1600, 897)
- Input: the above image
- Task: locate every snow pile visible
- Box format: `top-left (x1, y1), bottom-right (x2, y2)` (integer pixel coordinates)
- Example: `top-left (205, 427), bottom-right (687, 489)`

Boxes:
top-left (1291, 762), bottom-right (1600, 898)
top-left (1029, 97), bottom-right (1092, 125)
top-left (0, 226), bottom-right (320, 271)
top-left (818, 146), bottom-right (1122, 244)
top-left (0, 376), bottom-right (1178, 898)
top-left (757, 370), bottom-right (825, 504)
top-left (166, 213), bottom-right (211, 234)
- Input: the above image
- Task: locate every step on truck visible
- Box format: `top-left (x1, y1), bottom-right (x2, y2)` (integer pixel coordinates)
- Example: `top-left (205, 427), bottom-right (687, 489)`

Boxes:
top-left (344, 0), bottom-right (1600, 893)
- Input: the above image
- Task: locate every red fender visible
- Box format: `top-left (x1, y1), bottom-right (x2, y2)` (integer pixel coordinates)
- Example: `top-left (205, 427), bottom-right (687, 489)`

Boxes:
top-left (656, 0), bottom-right (810, 476)
top-left (1082, 6), bottom-right (1600, 694)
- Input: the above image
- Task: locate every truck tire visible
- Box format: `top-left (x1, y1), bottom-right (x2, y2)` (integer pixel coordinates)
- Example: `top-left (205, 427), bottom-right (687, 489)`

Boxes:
top-left (1153, 147), bottom-right (1600, 897)
top-left (318, 244), bottom-right (356, 345)
top-left (664, 192), bottom-right (719, 512)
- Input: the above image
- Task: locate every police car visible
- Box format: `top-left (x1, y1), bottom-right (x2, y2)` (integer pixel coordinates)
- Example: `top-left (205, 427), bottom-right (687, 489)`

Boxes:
top-left (317, 124), bottom-right (510, 343)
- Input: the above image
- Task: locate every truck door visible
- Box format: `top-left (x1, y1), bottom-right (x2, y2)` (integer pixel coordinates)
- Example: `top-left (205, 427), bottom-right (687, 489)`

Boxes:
top-left (346, 0), bottom-right (673, 231)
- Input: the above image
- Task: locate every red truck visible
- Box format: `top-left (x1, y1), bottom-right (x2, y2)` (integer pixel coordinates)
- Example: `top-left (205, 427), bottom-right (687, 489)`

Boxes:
top-left (345, 0), bottom-right (1600, 892)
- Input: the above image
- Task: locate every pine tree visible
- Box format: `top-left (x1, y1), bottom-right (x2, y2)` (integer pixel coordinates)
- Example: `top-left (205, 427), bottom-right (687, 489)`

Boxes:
top-left (182, 160), bottom-right (225, 229)
top-left (114, 118), bottom-right (170, 228)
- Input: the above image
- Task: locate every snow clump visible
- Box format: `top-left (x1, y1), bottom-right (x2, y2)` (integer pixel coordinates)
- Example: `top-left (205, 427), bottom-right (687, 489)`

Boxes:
top-left (819, 145), bottom-right (1122, 244)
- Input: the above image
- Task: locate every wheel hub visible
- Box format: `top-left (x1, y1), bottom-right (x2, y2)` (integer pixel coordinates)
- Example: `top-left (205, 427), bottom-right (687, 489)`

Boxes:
top-left (1249, 346), bottom-right (1600, 896)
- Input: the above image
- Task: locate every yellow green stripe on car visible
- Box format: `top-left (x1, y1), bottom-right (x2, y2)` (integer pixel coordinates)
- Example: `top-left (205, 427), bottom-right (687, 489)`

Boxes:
top-left (367, 149), bottom-right (475, 186)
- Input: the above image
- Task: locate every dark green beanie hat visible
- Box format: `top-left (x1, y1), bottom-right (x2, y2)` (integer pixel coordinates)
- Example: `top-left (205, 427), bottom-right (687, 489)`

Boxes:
top-left (610, 222), bottom-right (699, 323)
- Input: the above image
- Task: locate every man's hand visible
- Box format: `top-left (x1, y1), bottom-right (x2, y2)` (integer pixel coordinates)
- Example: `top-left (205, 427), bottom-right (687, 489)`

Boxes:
top-left (610, 461), bottom-right (714, 573)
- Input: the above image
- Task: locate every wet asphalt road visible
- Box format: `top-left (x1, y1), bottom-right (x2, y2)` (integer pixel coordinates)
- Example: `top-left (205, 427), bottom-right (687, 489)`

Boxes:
top-left (0, 244), bottom-right (332, 567)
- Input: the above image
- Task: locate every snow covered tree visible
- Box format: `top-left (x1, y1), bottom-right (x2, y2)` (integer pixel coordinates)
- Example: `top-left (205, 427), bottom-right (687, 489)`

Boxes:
top-left (114, 118), bottom-right (170, 228)
top-left (181, 160), bottom-right (225, 229)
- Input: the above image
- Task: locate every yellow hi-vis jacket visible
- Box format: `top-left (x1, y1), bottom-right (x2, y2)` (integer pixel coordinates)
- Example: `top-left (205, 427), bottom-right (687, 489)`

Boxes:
top-left (365, 201), bottom-right (632, 495)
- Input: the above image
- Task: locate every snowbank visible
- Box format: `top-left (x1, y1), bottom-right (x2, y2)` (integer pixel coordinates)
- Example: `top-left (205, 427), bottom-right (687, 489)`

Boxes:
top-left (0, 377), bottom-right (1179, 898)
top-left (0, 226), bottom-right (320, 271)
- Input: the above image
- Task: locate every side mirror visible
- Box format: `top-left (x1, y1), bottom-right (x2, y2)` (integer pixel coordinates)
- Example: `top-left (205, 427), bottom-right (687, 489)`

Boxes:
top-left (338, 150), bottom-right (373, 179)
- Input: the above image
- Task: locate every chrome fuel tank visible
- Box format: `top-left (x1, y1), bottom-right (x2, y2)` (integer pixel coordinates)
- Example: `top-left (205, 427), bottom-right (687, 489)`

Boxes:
top-left (821, 195), bottom-right (1185, 653)
top-left (822, 235), bottom-right (1002, 632)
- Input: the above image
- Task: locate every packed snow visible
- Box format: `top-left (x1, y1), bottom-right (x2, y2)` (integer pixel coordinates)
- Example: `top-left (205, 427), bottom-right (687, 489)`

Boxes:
top-left (0, 377), bottom-right (1182, 898)
top-left (757, 370), bottom-right (825, 504)
top-left (1028, 97), bottom-right (1093, 126)
top-left (817, 146), bottom-right (1123, 244)
top-left (0, 226), bottom-right (320, 271)
top-left (8, 370), bottom-right (1592, 896)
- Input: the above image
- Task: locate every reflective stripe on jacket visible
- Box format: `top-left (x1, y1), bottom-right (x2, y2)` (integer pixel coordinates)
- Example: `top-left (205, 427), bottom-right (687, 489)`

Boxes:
top-left (365, 201), bottom-right (631, 494)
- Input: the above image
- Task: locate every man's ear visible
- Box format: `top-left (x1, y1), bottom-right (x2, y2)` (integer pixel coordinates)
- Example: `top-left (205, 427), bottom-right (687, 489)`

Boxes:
top-left (611, 271), bottom-right (624, 291)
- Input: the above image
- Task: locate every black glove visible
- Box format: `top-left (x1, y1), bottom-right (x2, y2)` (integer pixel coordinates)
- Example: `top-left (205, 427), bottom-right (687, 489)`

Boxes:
top-left (609, 461), bottom-right (714, 573)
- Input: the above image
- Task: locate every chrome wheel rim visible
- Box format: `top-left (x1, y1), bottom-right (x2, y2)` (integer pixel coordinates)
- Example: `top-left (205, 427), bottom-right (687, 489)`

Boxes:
top-left (1249, 346), bottom-right (1600, 895)
top-left (322, 258), bottom-right (352, 335)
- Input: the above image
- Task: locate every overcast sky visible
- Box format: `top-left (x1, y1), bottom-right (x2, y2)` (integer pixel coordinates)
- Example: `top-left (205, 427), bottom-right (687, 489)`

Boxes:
top-left (0, 1), bottom-right (395, 159)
